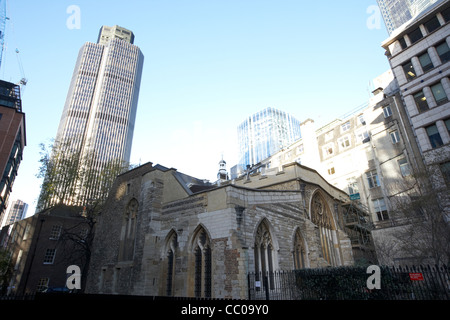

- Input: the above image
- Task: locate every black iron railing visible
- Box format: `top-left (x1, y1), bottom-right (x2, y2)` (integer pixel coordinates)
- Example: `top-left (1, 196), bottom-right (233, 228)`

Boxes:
top-left (248, 265), bottom-right (449, 300)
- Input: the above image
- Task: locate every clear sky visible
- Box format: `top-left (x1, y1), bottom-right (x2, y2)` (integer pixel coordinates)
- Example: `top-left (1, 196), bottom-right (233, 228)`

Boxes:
top-left (1, 0), bottom-right (391, 216)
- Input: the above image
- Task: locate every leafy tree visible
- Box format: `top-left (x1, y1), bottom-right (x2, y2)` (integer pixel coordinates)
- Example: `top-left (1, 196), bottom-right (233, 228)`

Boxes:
top-left (0, 249), bottom-right (12, 295)
top-left (36, 138), bottom-right (133, 291)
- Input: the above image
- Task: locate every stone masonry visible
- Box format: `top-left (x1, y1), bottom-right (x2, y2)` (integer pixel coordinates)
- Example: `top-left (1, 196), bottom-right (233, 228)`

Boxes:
top-left (86, 161), bottom-right (355, 299)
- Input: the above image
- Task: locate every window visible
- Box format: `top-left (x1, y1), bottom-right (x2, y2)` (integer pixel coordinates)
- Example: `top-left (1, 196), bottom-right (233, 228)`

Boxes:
top-left (424, 16), bottom-right (441, 33)
top-left (356, 129), bottom-right (369, 143)
top-left (165, 231), bottom-right (178, 296)
top-left (398, 37), bottom-right (407, 50)
top-left (373, 198), bottom-right (389, 221)
top-left (338, 135), bottom-right (351, 150)
top-left (310, 192), bottom-right (338, 266)
top-left (426, 124), bottom-right (444, 148)
top-left (49, 225), bottom-right (62, 240)
top-left (390, 130), bottom-right (401, 144)
top-left (322, 143), bottom-right (334, 157)
top-left (254, 220), bottom-right (276, 286)
top-left (341, 121), bottom-right (351, 132)
top-left (402, 61), bottom-right (416, 80)
top-left (347, 178), bottom-right (359, 195)
top-left (414, 91), bottom-right (429, 112)
top-left (118, 199), bottom-right (138, 261)
top-left (293, 230), bottom-right (306, 269)
top-left (442, 7), bottom-right (450, 23)
top-left (445, 119), bottom-right (450, 135)
top-left (43, 249), bottom-right (56, 264)
top-left (419, 52), bottom-right (434, 72)
top-left (357, 114), bottom-right (365, 125)
top-left (23, 224), bottom-right (31, 240)
top-left (382, 105), bottom-right (392, 117)
top-left (37, 278), bottom-right (49, 292)
top-left (440, 161), bottom-right (450, 186)
top-left (436, 41), bottom-right (450, 63)
top-left (398, 158), bottom-right (411, 177)
top-left (408, 27), bottom-right (423, 44)
top-left (327, 166), bottom-right (335, 175)
top-left (193, 227), bottom-right (212, 298)
top-left (366, 170), bottom-right (380, 188)
top-left (431, 82), bottom-right (448, 105)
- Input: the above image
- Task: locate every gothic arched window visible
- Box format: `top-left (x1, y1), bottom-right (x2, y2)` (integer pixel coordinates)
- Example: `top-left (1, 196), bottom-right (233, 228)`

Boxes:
top-left (118, 198), bottom-right (138, 261)
top-left (165, 231), bottom-right (178, 296)
top-left (310, 192), bottom-right (338, 266)
top-left (293, 229), bottom-right (307, 269)
top-left (192, 227), bottom-right (212, 298)
top-left (254, 219), bottom-right (277, 289)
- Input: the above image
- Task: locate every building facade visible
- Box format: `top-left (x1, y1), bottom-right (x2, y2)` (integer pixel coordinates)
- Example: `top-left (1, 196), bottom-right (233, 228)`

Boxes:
top-left (38, 25), bottom-right (144, 209)
top-left (0, 80), bottom-right (26, 221)
top-left (377, 0), bottom-right (442, 34)
top-left (0, 205), bottom-right (89, 294)
top-left (235, 107), bottom-right (301, 177)
top-left (381, 1), bottom-right (450, 214)
top-left (372, 0), bottom-right (450, 265)
top-left (86, 161), bottom-right (359, 299)
top-left (1, 199), bottom-right (27, 228)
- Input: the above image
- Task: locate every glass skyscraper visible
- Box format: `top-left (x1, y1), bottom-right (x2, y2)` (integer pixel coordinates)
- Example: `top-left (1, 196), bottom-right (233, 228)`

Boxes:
top-left (40, 25), bottom-right (144, 208)
top-left (377, 0), bottom-right (442, 34)
top-left (237, 107), bottom-right (301, 171)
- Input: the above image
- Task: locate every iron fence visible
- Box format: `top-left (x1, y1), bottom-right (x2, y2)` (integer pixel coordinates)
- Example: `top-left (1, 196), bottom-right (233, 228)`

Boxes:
top-left (248, 264), bottom-right (449, 300)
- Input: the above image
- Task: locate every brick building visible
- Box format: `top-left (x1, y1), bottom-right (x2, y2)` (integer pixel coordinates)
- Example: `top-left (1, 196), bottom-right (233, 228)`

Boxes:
top-left (0, 205), bottom-right (89, 294)
top-left (86, 161), bottom-right (363, 299)
top-left (0, 80), bottom-right (26, 220)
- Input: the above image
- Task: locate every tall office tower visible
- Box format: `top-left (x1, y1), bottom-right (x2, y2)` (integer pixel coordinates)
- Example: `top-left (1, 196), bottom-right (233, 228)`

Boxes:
top-left (377, 0), bottom-right (442, 34)
top-left (1, 199), bottom-right (27, 227)
top-left (39, 25), bottom-right (144, 209)
top-left (237, 107), bottom-right (301, 173)
top-left (0, 80), bottom-right (26, 220)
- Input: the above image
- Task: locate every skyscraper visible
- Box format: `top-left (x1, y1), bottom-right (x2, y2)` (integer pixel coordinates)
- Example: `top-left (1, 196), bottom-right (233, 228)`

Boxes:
top-left (237, 107), bottom-right (301, 173)
top-left (39, 25), bottom-right (143, 209)
top-left (377, 0), bottom-right (442, 34)
top-left (1, 199), bottom-right (27, 227)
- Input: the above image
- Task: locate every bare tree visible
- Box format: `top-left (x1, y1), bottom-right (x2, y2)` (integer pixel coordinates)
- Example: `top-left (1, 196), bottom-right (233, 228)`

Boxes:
top-left (381, 164), bottom-right (450, 266)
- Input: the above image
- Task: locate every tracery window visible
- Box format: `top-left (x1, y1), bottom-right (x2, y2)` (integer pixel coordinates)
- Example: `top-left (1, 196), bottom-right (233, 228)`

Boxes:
top-left (254, 219), bottom-right (276, 289)
top-left (310, 192), bottom-right (338, 266)
top-left (165, 231), bottom-right (178, 296)
top-left (118, 198), bottom-right (138, 261)
top-left (192, 227), bottom-right (212, 298)
top-left (293, 229), bottom-right (307, 269)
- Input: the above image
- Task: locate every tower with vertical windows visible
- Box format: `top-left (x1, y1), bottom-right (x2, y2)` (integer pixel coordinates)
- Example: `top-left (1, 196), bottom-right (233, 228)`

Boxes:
top-left (38, 25), bottom-right (144, 209)
top-left (377, 0), bottom-right (442, 34)
top-left (236, 107), bottom-right (301, 175)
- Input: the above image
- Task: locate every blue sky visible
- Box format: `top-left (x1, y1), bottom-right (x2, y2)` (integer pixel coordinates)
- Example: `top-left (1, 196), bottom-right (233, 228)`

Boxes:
top-left (2, 0), bottom-right (391, 215)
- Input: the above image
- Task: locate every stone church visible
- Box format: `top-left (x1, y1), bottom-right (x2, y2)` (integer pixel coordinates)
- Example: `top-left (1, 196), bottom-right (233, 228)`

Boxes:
top-left (86, 161), bottom-right (362, 299)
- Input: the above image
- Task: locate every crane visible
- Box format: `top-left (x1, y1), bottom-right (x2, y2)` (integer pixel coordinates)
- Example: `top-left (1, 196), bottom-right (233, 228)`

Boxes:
top-left (0, 0), bottom-right (6, 71)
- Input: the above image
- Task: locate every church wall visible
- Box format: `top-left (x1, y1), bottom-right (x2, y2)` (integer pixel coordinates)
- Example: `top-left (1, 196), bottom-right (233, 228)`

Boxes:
top-left (86, 162), bottom-right (354, 299)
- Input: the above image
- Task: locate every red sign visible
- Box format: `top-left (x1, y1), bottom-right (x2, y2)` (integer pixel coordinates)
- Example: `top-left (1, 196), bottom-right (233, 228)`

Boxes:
top-left (409, 273), bottom-right (424, 281)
